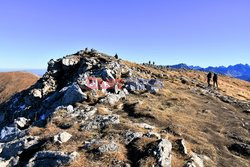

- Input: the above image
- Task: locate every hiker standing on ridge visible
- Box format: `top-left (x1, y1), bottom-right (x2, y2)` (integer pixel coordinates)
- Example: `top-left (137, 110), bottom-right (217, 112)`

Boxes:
top-left (213, 73), bottom-right (218, 88)
top-left (207, 72), bottom-right (212, 87)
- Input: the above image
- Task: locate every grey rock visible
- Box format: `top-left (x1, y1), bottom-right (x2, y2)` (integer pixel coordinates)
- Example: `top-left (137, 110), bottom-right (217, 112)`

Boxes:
top-left (26, 151), bottom-right (79, 167)
top-left (153, 139), bottom-right (172, 167)
top-left (62, 56), bottom-right (80, 66)
top-left (0, 136), bottom-right (39, 159)
top-left (81, 114), bottom-right (120, 131)
top-left (53, 132), bottom-right (72, 144)
top-left (144, 132), bottom-right (161, 139)
top-left (101, 91), bottom-right (126, 106)
top-left (228, 142), bottom-right (250, 157)
top-left (124, 131), bottom-right (143, 145)
top-left (31, 89), bottom-right (42, 98)
top-left (14, 117), bottom-right (30, 129)
top-left (70, 106), bottom-right (97, 120)
top-left (61, 83), bottom-right (87, 106)
top-left (98, 142), bottom-right (119, 153)
top-left (0, 126), bottom-right (26, 143)
top-left (66, 105), bottom-right (74, 112)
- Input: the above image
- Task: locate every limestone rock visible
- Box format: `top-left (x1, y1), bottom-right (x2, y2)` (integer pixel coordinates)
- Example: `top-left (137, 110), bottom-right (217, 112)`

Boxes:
top-left (26, 151), bottom-right (79, 167)
top-left (14, 117), bottom-right (30, 129)
top-left (124, 131), bottom-right (143, 145)
top-left (60, 83), bottom-right (87, 106)
top-left (80, 114), bottom-right (120, 131)
top-left (0, 136), bottom-right (39, 160)
top-left (153, 139), bottom-right (172, 167)
top-left (54, 132), bottom-right (72, 144)
top-left (0, 126), bottom-right (26, 143)
top-left (98, 142), bottom-right (119, 153)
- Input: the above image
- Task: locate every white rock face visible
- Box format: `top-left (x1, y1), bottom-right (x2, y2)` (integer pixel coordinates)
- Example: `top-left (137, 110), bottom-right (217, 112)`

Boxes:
top-left (153, 139), bottom-right (172, 167)
top-left (54, 132), bottom-right (72, 144)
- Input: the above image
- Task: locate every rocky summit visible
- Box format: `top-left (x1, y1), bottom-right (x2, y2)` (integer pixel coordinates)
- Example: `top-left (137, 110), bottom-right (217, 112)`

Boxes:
top-left (0, 49), bottom-right (250, 167)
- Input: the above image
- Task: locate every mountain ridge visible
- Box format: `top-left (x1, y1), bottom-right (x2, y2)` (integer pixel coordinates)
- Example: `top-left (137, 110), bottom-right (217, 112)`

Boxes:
top-left (168, 63), bottom-right (250, 81)
top-left (0, 49), bottom-right (249, 167)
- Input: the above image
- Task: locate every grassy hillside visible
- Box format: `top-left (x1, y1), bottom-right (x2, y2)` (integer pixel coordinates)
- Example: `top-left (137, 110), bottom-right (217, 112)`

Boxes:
top-left (0, 72), bottom-right (39, 104)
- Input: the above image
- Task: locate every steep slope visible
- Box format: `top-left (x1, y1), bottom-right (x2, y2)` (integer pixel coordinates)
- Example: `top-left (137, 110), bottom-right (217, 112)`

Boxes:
top-left (0, 72), bottom-right (39, 104)
top-left (0, 49), bottom-right (249, 167)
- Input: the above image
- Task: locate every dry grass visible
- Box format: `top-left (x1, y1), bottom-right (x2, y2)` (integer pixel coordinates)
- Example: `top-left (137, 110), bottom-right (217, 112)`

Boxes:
top-left (0, 72), bottom-right (38, 104)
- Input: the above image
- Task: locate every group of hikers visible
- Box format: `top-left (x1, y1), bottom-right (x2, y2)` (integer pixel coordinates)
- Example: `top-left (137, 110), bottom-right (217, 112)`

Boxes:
top-left (207, 72), bottom-right (218, 88)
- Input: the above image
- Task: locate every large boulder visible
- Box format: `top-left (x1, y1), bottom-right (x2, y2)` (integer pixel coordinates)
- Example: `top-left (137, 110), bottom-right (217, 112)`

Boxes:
top-left (60, 83), bottom-right (87, 106)
top-left (153, 139), bottom-right (172, 167)
top-left (0, 126), bottom-right (26, 143)
top-left (0, 136), bottom-right (39, 160)
top-left (26, 151), bottom-right (79, 167)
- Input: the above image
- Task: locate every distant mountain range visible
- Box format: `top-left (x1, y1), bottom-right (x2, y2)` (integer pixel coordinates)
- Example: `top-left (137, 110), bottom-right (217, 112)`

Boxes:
top-left (169, 63), bottom-right (250, 81)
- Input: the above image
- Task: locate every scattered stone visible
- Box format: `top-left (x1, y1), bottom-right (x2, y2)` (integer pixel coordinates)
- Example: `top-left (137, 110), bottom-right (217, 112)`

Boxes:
top-left (83, 139), bottom-right (100, 150)
top-left (124, 131), bottom-right (143, 145)
top-left (176, 139), bottom-right (188, 155)
top-left (54, 132), bottom-right (72, 144)
top-left (144, 132), bottom-right (161, 139)
top-left (80, 114), bottom-right (120, 131)
top-left (180, 77), bottom-right (189, 84)
top-left (66, 105), bottom-right (74, 112)
top-left (98, 142), bottom-right (119, 153)
top-left (228, 142), bottom-right (250, 157)
top-left (100, 91), bottom-right (126, 106)
top-left (26, 151), bottom-right (79, 167)
top-left (14, 117), bottom-right (30, 129)
top-left (153, 139), bottom-right (172, 167)
top-left (134, 123), bottom-right (155, 130)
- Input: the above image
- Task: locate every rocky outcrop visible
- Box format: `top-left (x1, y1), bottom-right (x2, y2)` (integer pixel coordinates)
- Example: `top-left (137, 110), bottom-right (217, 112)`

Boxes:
top-left (26, 151), bottom-right (79, 167)
top-left (153, 139), bottom-right (172, 167)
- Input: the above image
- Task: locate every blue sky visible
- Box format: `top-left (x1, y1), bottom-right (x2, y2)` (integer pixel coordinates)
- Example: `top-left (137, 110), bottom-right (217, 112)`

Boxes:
top-left (0, 0), bottom-right (249, 69)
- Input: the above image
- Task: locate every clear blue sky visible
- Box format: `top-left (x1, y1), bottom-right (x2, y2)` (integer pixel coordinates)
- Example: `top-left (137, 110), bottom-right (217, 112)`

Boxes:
top-left (0, 0), bottom-right (249, 69)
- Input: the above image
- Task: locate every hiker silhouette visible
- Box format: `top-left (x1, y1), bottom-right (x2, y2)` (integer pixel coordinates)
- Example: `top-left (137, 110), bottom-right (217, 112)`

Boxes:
top-left (213, 73), bottom-right (218, 88)
top-left (207, 72), bottom-right (212, 87)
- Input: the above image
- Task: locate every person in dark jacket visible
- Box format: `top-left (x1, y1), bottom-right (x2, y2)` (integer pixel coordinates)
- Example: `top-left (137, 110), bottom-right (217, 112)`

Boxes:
top-left (207, 72), bottom-right (212, 87)
top-left (213, 73), bottom-right (218, 88)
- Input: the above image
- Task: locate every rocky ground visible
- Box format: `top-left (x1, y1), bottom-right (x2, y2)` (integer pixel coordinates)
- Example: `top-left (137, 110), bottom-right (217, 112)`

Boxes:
top-left (0, 49), bottom-right (249, 167)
